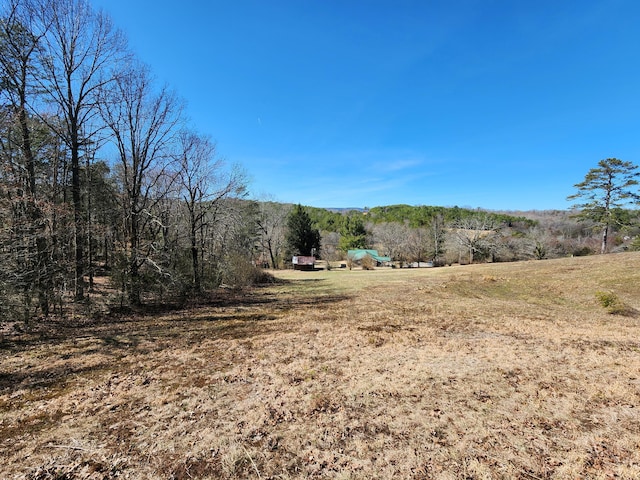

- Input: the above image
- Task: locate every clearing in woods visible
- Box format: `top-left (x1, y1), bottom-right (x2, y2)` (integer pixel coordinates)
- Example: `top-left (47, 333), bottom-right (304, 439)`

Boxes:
top-left (1, 253), bottom-right (640, 479)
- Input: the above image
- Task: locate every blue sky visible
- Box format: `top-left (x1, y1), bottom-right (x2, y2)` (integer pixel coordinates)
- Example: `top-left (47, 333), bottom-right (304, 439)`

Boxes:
top-left (92, 0), bottom-right (640, 211)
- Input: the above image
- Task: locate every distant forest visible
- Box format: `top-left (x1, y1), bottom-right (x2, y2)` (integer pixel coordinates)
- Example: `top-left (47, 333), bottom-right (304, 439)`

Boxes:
top-left (278, 203), bottom-right (640, 269)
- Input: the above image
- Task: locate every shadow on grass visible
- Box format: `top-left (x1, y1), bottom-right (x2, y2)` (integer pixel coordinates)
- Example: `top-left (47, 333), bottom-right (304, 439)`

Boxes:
top-left (613, 306), bottom-right (639, 318)
top-left (0, 282), bottom-right (353, 398)
top-left (0, 361), bottom-right (111, 401)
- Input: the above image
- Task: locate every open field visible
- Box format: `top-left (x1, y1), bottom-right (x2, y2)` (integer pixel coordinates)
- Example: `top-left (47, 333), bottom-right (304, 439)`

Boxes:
top-left (1, 253), bottom-right (640, 479)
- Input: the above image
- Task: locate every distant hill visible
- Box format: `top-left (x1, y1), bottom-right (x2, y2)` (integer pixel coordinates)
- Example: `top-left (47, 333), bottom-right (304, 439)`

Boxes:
top-left (323, 207), bottom-right (367, 213)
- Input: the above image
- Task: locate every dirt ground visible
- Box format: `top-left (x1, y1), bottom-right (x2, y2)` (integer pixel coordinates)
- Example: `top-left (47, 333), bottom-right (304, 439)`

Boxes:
top-left (1, 253), bottom-right (640, 479)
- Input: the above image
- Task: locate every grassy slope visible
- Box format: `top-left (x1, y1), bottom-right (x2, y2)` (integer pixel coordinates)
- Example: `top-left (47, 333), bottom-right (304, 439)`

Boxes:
top-left (1, 253), bottom-right (639, 479)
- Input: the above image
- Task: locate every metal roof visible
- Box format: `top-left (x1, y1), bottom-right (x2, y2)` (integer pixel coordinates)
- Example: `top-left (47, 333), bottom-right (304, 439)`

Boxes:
top-left (347, 249), bottom-right (391, 262)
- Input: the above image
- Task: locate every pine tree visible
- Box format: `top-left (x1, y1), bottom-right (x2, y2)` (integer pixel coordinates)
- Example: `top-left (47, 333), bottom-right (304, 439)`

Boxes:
top-left (339, 215), bottom-right (368, 251)
top-left (285, 204), bottom-right (320, 256)
top-left (568, 158), bottom-right (640, 254)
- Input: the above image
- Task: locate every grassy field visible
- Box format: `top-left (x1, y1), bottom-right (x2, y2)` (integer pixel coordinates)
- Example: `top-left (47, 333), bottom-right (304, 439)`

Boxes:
top-left (1, 253), bottom-right (640, 479)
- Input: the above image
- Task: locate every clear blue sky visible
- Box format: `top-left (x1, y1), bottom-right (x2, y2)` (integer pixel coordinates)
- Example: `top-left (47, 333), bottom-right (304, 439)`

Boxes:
top-left (92, 0), bottom-right (640, 211)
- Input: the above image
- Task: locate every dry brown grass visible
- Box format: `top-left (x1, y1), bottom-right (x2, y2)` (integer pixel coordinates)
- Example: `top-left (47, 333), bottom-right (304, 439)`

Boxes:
top-left (2, 253), bottom-right (640, 479)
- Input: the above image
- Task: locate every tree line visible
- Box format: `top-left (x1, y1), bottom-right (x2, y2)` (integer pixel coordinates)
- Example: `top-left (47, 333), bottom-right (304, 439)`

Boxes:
top-left (281, 158), bottom-right (640, 267)
top-left (0, 0), bottom-right (250, 322)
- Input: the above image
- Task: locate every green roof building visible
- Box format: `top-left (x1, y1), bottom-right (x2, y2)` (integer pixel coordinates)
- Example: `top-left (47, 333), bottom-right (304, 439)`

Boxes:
top-left (347, 249), bottom-right (391, 264)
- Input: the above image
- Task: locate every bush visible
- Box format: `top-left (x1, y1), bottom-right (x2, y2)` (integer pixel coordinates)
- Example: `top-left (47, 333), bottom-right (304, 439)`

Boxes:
top-left (595, 290), bottom-right (631, 315)
top-left (361, 255), bottom-right (375, 270)
top-left (595, 291), bottom-right (619, 309)
top-left (573, 246), bottom-right (593, 257)
top-left (346, 256), bottom-right (355, 270)
top-left (222, 253), bottom-right (277, 288)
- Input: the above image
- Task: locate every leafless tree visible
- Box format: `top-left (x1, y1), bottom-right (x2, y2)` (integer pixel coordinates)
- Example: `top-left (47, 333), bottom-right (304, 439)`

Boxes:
top-left (0, 0), bottom-right (62, 317)
top-left (407, 226), bottom-right (431, 264)
top-left (320, 230), bottom-right (340, 263)
top-left (198, 197), bottom-right (258, 287)
top-left (526, 226), bottom-right (554, 260)
top-left (176, 129), bottom-right (246, 292)
top-left (429, 213), bottom-right (447, 265)
top-left (450, 214), bottom-right (499, 264)
top-left (98, 62), bottom-right (182, 305)
top-left (371, 222), bottom-right (410, 264)
top-left (256, 200), bottom-right (290, 269)
top-left (36, 0), bottom-right (126, 300)
top-left (0, 0), bottom-right (48, 198)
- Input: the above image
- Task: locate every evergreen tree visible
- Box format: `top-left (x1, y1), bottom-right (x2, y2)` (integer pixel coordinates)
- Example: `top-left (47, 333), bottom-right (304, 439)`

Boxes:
top-left (568, 158), bottom-right (640, 254)
top-left (285, 204), bottom-right (321, 256)
top-left (339, 215), bottom-right (368, 251)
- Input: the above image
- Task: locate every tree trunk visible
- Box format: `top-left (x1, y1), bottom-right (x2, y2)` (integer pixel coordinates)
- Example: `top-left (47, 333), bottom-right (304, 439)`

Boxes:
top-left (19, 86), bottom-right (51, 316)
top-left (129, 218), bottom-right (141, 305)
top-left (267, 239), bottom-right (277, 269)
top-left (18, 106), bottom-right (37, 197)
top-left (191, 227), bottom-right (200, 292)
top-left (129, 258), bottom-right (140, 306)
top-left (71, 138), bottom-right (85, 300)
top-left (601, 224), bottom-right (609, 254)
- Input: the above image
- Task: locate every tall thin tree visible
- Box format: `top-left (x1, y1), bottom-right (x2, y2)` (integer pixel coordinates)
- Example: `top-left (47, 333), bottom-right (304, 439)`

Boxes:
top-left (176, 129), bottom-right (246, 292)
top-left (0, 0), bottom-right (55, 316)
top-left (37, 0), bottom-right (126, 300)
top-left (256, 200), bottom-right (290, 269)
top-left (98, 63), bottom-right (182, 305)
top-left (568, 158), bottom-right (640, 254)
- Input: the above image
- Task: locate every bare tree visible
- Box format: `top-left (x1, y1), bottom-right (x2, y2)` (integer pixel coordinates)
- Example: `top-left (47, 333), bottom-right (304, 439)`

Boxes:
top-left (36, 0), bottom-right (126, 300)
top-left (320, 230), bottom-right (340, 263)
top-left (0, 0), bottom-right (63, 317)
top-left (98, 63), bottom-right (181, 305)
top-left (176, 129), bottom-right (246, 292)
top-left (256, 200), bottom-right (290, 269)
top-left (450, 214), bottom-right (499, 264)
top-left (525, 226), bottom-right (555, 260)
top-left (429, 213), bottom-right (447, 265)
top-left (407, 227), bottom-right (428, 264)
top-left (0, 0), bottom-right (47, 198)
top-left (371, 222), bottom-right (409, 263)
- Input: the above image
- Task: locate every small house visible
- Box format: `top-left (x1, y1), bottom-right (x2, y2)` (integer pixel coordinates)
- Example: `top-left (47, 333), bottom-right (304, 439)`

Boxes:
top-left (347, 249), bottom-right (391, 266)
top-left (292, 255), bottom-right (315, 271)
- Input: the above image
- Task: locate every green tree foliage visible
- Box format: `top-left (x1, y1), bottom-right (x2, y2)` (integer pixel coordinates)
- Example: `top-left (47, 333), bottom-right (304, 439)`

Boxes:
top-left (339, 214), bottom-right (368, 251)
top-left (306, 206), bottom-right (345, 231)
top-left (367, 204), bottom-right (534, 229)
top-left (568, 158), bottom-right (640, 254)
top-left (286, 204), bottom-right (321, 256)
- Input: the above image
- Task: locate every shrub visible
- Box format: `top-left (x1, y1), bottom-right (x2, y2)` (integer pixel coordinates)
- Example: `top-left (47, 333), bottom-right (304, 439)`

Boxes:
top-left (533, 241), bottom-right (547, 260)
top-left (594, 290), bottom-right (631, 315)
top-left (361, 255), bottom-right (375, 270)
top-left (222, 253), bottom-right (277, 288)
top-left (573, 246), bottom-right (593, 257)
top-left (596, 291), bottom-right (619, 309)
top-left (346, 256), bottom-right (355, 270)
